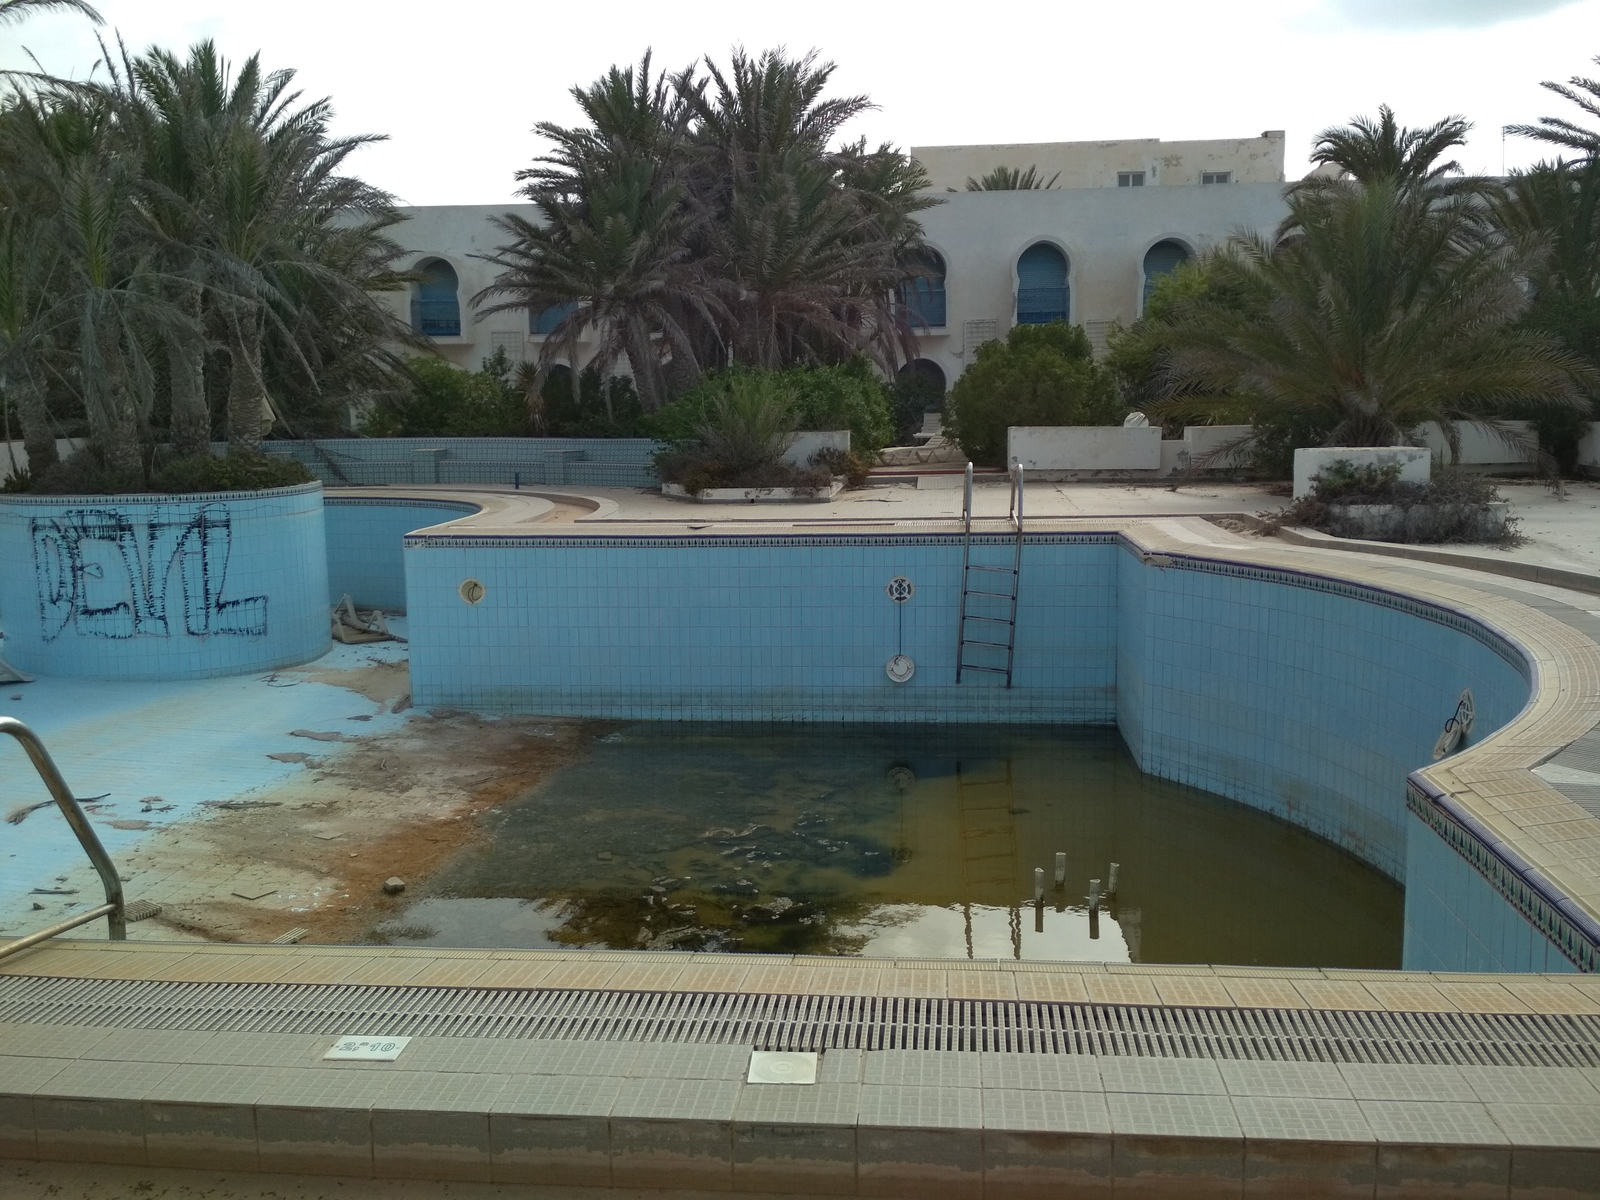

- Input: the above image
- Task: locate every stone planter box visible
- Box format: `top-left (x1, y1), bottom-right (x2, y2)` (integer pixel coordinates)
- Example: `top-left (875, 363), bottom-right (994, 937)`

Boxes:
top-left (1324, 501), bottom-right (1512, 543)
top-left (0, 482), bottom-right (329, 680)
top-left (1293, 446), bottom-right (1430, 499)
top-left (661, 481), bottom-right (844, 504)
top-left (782, 431), bottom-right (850, 467)
top-left (1008, 426), bottom-right (1162, 472)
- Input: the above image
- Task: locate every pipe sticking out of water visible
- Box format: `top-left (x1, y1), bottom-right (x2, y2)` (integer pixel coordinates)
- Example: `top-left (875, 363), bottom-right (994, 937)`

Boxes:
top-left (1053, 852), bottom-right (1066, 887)
top-left (1108, 862), bottom-right (1119, 899)
top-left (1088, 878), bottom-right (1101, 915)
top-left (1033, 867), bottom-right (1045, 905)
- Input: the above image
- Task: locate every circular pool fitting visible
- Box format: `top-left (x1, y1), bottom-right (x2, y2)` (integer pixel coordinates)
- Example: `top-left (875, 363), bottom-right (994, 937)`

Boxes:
top-left (885, 654), bottom-right (915, 683)
top-left (885, 576), bottom-right (915, 604)
top-left (458, 578), bottom-right (486, 605)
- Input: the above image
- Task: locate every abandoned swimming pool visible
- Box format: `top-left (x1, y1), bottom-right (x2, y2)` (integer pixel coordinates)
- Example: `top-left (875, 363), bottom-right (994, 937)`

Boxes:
top-left (373, 723), bottom-right (1402, 967)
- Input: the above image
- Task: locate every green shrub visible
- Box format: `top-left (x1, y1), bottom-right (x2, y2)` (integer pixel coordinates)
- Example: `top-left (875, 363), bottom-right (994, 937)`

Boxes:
top-left (367, 349), bottom-right (530, 437)
top-left (944, 322), bottom-right (1122, 465)
top-left (538, 365), bottom-right (644, 437)
top-left (26, 446), bottom-right (313, 495)
top-left (150, 451), bottom-right (314, 494)
top-left (651, 360), bottom-right (895, 456)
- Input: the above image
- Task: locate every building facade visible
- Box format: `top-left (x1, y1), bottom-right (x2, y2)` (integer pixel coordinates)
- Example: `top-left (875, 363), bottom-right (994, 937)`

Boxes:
top-left (385, 135), bottom-right (1293, 394)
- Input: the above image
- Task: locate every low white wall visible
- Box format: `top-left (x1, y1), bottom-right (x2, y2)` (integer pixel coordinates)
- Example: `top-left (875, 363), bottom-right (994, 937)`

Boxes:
top-left (1183, 425), bottom-right (1253, 469)
top-left (0, 438), bottom-right (86, 479)
top-left (783, 431), bottom-right (850, 468)
top-left (1293, 447), bottom-right (1430, 500)
top-left (1415, 421), bottom-right (1537, 466)
top-left (1008, 426), bottom-right (1162, 471)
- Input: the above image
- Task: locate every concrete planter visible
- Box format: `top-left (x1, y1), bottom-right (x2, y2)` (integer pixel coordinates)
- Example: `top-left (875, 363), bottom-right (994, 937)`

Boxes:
top-left (782, 431), bottom-right (850, 467)
top-left (1008, 426), bottom-right (1162, 473)
top-left (1323, 501), bottom-right (1512, 543)
top-left (0, 482), bottom-right (329, 680)
top-left (661, 481), bottom-right (844, 504)
top-left (1293, 446), bottom-right (1430, 500)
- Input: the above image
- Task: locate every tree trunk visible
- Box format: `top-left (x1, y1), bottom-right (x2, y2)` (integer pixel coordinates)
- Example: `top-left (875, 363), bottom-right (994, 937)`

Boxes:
top-left (167, 283), bottom-right (210, 456)
top-left (623, 319), bottom-right (664, 411)
top-left (6, 373), bottom-right (57, 474)
top-left (90, 324), bottom-right (143, 477)
top-left (226, 305), bottom-right (266, 453)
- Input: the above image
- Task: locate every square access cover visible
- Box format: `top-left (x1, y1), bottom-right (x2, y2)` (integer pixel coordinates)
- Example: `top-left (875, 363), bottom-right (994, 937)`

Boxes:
top-left (747, 1050), bottom-right (818, 1084)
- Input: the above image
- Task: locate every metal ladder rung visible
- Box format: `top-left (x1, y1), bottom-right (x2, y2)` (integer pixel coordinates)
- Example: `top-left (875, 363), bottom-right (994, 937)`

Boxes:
top-left (966, 564), bottom-right (1015, 574)
top-left (962, 638), bottom-right (1012, 650)
top-left (964, 588), bottom-right (1014, 599)
top-left (964, 614), bottom-right (1013, 625)
top-left (958, 663), bottom-right (1011, 675)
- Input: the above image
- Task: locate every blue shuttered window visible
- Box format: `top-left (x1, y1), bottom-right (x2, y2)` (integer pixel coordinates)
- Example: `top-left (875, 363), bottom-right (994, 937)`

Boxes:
top-left (531, 303), bottom-right (579, 336)
top-left (898, 253), bottom-right (947, 329)
top-left (1016, 244), bottom-right (1069, 325)
top-left (411, 260), bottom-right (461, 337)
top-left (1141, 240), bottom-right (1191, 311)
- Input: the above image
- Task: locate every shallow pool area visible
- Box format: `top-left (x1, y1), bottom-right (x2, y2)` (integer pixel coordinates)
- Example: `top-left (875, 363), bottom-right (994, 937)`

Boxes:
top-left (373, 723), bottom-right (1402, 967)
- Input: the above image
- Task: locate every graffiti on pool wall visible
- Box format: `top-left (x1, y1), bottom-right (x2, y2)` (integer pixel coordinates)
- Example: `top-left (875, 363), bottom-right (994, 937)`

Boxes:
top-left (30, 505), bottom-right (268, 642)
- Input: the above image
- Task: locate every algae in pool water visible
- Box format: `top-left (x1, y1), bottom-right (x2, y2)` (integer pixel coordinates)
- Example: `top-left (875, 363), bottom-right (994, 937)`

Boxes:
top-left (373, 724), bottom-right (1403, 966)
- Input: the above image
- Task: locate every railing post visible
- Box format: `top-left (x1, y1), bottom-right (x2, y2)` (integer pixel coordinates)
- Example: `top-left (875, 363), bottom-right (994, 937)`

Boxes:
top-left (0, 717), bottom-right (125, 943)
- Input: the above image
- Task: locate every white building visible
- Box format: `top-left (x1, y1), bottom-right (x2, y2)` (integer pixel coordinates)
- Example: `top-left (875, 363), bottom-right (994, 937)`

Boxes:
top-left (387, 134), bottom-right (1293, 394)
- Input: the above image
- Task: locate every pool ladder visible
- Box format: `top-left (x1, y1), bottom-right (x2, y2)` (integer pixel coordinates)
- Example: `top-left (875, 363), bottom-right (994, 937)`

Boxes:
top-left (956, 460), bottom-right (1024, 687)
top-left (0, 717), bottom-right (126, 962)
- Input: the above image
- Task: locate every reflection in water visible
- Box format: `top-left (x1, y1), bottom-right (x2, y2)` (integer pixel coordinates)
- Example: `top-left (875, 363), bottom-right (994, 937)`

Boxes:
top-left (373, 724), bottom-right (1403, 967)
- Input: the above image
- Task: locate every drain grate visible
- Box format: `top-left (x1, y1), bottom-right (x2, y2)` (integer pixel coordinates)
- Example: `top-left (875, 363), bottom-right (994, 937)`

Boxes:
top-left (0, 975), bottom-right (1595, 1068)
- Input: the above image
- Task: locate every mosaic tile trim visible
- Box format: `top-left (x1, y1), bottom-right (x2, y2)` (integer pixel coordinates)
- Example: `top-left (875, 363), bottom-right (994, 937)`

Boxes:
top-left (1145, 549), bottom-right (1532, 681)
top-left (326, 497), bottom-right (480, 514)
top-left (0, 481), bottom-right (322, 506)
top-left (1406, 775), bottom-right (1599, 973)
top-left (402, 530), bottom-right (1122, 550)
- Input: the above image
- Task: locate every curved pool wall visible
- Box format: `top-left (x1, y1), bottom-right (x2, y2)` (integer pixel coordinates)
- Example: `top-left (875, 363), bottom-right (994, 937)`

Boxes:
top-left (324, 497), bottom-right (480, 611)
top-left (397, 525), bottom-right (1593, 973)
top-left (0, 483), bottom-right (329, 680)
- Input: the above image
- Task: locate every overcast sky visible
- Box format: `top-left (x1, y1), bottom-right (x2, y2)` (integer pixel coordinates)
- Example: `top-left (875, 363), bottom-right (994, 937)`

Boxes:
top-left (3, 0), bottom-right (1597, 206)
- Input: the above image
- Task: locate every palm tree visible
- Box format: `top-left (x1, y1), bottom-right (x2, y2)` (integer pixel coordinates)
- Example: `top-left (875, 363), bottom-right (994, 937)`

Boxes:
top-left (103, 42), bottom-right (409, 453)
top-left (1506, 56), bottom-right (1600, 160)
top-left (964, 165), bottom-right (1059, 191)
top-left (678, 47), bottom-right (936, 372)
top-left (476, 54), bottom-right (716, 411)
top-left (1307, 106), bottom-right (1474, 190)
top-left (1150, 180), bottom-right (1593, 454)
top-left (0, 0), bottom-right (99, 28)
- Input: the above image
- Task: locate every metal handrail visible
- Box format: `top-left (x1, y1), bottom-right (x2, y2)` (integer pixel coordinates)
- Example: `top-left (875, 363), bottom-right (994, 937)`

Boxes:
top-left (0, 717), bottom-right (125, 960)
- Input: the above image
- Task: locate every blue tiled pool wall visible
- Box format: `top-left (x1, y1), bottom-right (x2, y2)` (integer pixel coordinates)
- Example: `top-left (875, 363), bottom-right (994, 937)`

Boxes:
top-left (254, 437), bottom-right (659, 489)
top-left (0, 484), bottom-right (329, 680)
top-left (325, 499), bottom-right (480, 612)
top-left (403, 533), bottom-right (1122, 721)
top-left (1116, 556), bottom-right (1530, 881)
top-left (1403, 791), bottom-right (1587, 973)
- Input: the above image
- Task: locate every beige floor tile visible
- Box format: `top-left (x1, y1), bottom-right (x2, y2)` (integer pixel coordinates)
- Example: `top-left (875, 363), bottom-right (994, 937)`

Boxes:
top-left (1082, 975), bottom-right (1161, 1006)
top-left (884, 970), bottom-right (947, 998)
top-left (1361, 983), bottom-right (1460, 1012)
top-left (1294, 982), bottom-right (1382, 1010)
top-left (1150, 977), bottom-right (1235, 1007)
top-left (1430, 983), bottom-right (1531, 1014)
top-left (1013, 972), bottom-right (1090, 1003)
top-left (944, 971), bottom-right (1020, 1001)
top-left (1222, 979), bottom-right (1311, 1009)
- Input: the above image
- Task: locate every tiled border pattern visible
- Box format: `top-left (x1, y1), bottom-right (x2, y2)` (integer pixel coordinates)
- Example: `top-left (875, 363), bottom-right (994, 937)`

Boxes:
top-left (0, 481), bottom-right (323, 507)
top-left (1406, 777), bottom-right (1600, 973)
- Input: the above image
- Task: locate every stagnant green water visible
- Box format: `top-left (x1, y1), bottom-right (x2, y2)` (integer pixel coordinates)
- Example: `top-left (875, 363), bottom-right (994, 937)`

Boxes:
top-left (374, 724), bottom-right (1403, 967)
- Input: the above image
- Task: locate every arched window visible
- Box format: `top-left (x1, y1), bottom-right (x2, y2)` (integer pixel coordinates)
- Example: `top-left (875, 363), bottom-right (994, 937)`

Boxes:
top-left (896, 358), bottom-right (947, 397)
top-left (898, 252), bottom-right (947, 329)
top-left (1016, 244), bottom-right (1069, 324)
top-left (412, 259), bottom-right (461, 337)
top-left (1141, 240), bottom-right (1191, 312)
top-left (531, 302), bottom-right (578, 336)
